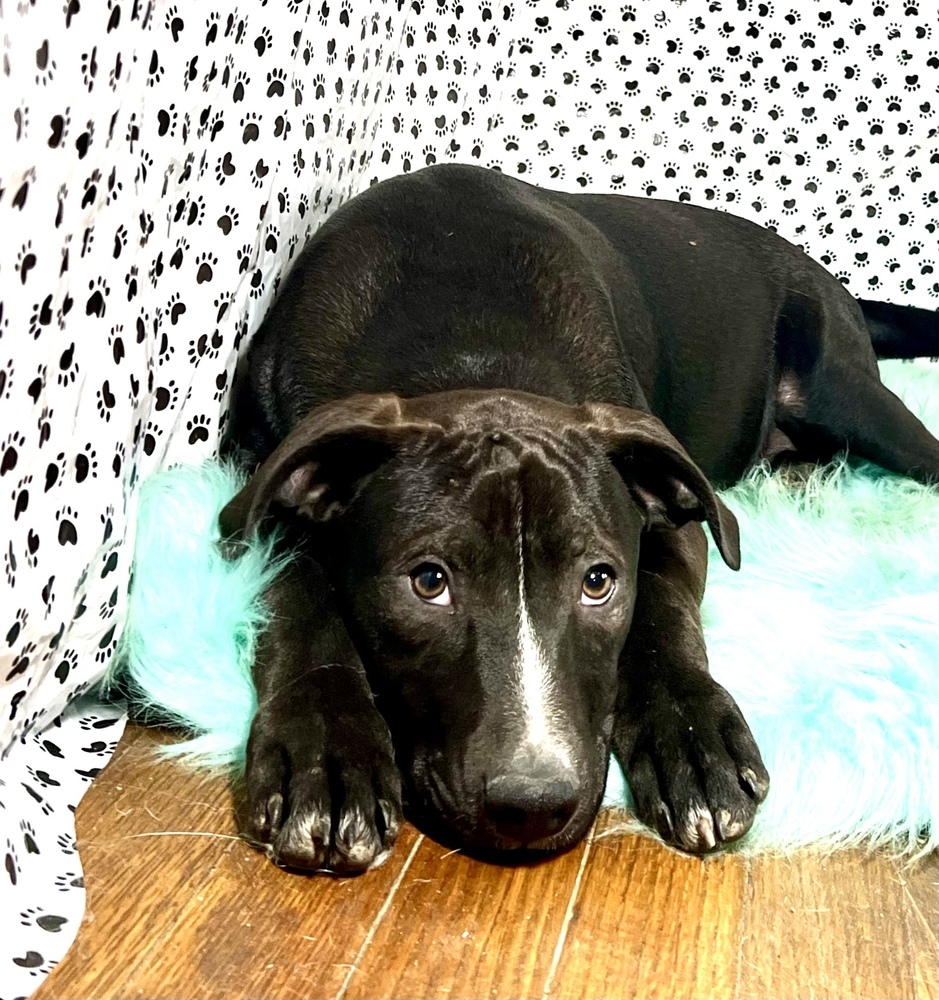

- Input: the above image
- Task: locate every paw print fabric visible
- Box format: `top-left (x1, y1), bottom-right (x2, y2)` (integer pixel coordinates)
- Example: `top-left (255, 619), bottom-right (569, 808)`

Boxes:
top-left (0, 0), bottom-right (935, 995)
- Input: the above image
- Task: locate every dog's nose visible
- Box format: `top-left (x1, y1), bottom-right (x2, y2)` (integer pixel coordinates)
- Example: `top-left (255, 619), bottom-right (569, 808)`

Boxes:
top-left (483, 769), bottom-right (580, 845)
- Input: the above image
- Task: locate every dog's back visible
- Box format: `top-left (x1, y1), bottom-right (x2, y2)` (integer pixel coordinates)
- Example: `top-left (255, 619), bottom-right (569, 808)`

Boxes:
top-left (230, 164), bottom-right (938, 485)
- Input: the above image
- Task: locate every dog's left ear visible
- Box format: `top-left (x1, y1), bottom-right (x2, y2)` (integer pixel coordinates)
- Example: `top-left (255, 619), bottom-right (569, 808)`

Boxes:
top-left (219, 393), bottom-right (437, 546)
top-left (581, 402), bottom-right (740, 570)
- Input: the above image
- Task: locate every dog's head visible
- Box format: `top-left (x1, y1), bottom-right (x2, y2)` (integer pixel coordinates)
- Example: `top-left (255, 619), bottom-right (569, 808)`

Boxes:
top-left (220, 390), bottom-right (738, 854)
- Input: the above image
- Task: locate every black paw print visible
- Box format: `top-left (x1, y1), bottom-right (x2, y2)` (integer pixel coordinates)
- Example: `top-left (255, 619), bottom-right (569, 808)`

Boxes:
top-left (164, 4), bottom-right (184, 40)
top-left (188, 329), bottom-right (223, 364)
top-left (36, 406), bottom-right (55, 448)
top-left (54, 506), bottom-right (78, 546)
top-left (53, 343), bottom-right (79, 391)
top-left (157, 103), bottom-right (179, 138)
top-left (154, 380), bottom-right (179, 412)
top-left (146, 48), bottom-right (165, 86)
top-left (34, 39), bottom-right (57, 86)
top-left (205, 10), bottom-right (220, 44)
top-left (232, 69), bottom-right (249, 102)
top-left (205, 111), bottom-right (224, 142)
top-left (1, 430), bottom-right (26, 477)
top-left (5, 838), bottom-right (22, 885)
top-left (44, 450), bottom-right (67, 493)
top-left (254, 26), bottom-right (273, 56)
top-left (184, 195), bottom-right (205, 227)
top-left (236, 243), bottom-right (253, 274)
top-left (142, 420), bottom-right (163, 456)
top-left (100, 545), bottom-right (118, 579)
top-left (14, 101), bottom-right (30, 140)
top-left (48, 108), bottom-right (71, 150)
top-left (27, 765), bottom-right (61, 790)
top-left (55, 871), bottom-right (83, 891)
top-left (29, 296), bottom-right (54, 338)
top-left (6, 607), bottom-right (28, 648)
top-left (74, 442), bottom-right (98, 483)
top-left (20, 820), bottom-right (40, 854)
top-left (187, 414), bottom-right (211, 445)
top-left (210, 293), bottom-right (231, 324)
top-left (213, 369), bottom-right (230, 403)
top-left (214, 152), bottom-right (236, 185)
top-left (95, 380), bottom-right (116, 421)
top-left (193, 252), bottom-right (216, 284)
top-left (52, 645), bottom-right (76, 683)
top-left (7, 638), bottom-right (35, 679)
top-left (94, 624), bottom-right (118, 662)
top-left (249, 267), bottom-right (266, 300)
top-left (166, 292), bottom-right (187, 326)
top-left (267, 67), bottom-right (287, 98)
top-left (241, 112), bottom-right (260, 143)
top-left (252, 157), bottom-right (271, 188)
top-left (12, 475), bottom-right (32, 520)
top-left (85, 276), bottom-right (109, 319)
top-left (217, 204), bottom-right (240, 235)
top-left (4, 543), bottom-right (15, 587)
top-left (20, 907), bottom-right (67, 932)
top-left (16, 240), bottom-right (37, 284)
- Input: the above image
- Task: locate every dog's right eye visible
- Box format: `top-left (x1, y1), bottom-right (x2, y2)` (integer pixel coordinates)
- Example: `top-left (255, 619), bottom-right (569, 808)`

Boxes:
top-left (410, 563), bottom-right (451, 605)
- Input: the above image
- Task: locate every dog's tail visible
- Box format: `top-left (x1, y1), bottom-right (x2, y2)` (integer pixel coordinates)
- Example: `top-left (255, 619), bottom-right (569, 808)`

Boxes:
top-left (859, 299), bottom-right (938, 360)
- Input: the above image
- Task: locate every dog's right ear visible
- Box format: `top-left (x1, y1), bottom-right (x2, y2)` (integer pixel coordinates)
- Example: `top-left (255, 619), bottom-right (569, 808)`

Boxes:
top-left (219, 394), bottom-right (435, 545)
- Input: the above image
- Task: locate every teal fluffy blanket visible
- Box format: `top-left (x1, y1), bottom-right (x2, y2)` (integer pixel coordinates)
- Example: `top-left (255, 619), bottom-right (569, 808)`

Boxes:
top-left (112, 362), bottom-right (938, 858)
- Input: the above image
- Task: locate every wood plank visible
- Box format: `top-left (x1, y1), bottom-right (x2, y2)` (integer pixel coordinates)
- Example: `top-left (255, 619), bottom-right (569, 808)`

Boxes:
top-left (38, 724), bottom-right (939, 1000)
top-left (897, 853), bottom-right (938, 1000)
top-left (35, 725), bottom-right (424, 1000)
top-left (35, 725), bottom-right (239, 1000)
top-left (738, 849), bottom-right (937, 1000)
top-left (340, 824), bottom-right (594, 999)
top-left (124, 826), bottom-right (424, 999)
top-left (544, 809), bottom-right (748, 999)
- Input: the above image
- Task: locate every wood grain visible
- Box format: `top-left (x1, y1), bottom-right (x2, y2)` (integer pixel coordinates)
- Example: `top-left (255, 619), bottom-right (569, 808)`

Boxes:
top-left (339, 826), bottom-right (591, 999)
top-left (36, 725), bottom-right (938, 1000)
top-left (545, 810), bottom-right (749, 999)
top-left (738, 849), bottom-right (939, 1000)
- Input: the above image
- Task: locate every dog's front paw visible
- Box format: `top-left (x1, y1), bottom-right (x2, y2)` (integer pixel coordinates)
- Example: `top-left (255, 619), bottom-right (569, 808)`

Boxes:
top-left (243, 708), bottom-right (402, 875)
top-left (613, 673), bottom-right (769, 854)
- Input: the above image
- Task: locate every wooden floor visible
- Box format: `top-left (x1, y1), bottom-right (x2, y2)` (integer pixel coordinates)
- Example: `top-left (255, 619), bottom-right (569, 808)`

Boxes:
top-left (37, 725), bottom-right (937, 1000)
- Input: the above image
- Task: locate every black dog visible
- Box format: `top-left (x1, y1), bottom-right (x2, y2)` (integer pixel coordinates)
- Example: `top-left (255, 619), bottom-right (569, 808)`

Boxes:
top-left (220, 164), bottom-right (939, 874)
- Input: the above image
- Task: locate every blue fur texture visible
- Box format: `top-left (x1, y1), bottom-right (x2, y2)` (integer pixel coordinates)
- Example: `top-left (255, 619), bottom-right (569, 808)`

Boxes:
top-left (106, 461), bottom-right (289, 766)
top-left (113, 362), bottom-right (938, 856)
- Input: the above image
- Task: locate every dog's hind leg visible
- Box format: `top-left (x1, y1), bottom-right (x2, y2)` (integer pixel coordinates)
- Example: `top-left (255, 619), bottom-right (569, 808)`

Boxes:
top-left (787, 363), bottom-right (939, 484)
top-left (772, 293), bottom-right (939, 484)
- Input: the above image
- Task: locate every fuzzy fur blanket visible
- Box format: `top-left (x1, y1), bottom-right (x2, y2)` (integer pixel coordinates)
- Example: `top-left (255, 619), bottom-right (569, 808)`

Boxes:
top-left (111, 361), bottom-right (938, 858)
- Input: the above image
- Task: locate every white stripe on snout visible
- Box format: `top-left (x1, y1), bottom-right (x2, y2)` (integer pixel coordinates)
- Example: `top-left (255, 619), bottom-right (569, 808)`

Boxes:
top-left (514, 510), bottom-right (573, 771)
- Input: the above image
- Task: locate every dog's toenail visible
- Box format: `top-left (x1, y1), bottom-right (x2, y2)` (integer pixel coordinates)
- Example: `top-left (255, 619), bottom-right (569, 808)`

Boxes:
top-left (694, 810), bottom-right (716, 851)
top-left (267, 791), bottom-right (283, 831)
top-left (654, 802), bottom-right (674, 841)
top-left (739, 767), bottom-right (767, 800)
top-left (714, 807), bottom-right (743, 841)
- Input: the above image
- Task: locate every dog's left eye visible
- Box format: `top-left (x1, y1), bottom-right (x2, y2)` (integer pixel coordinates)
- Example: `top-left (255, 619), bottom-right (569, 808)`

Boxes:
top-left (410, 563), bottom-right (452, 605)
top-left (582, 565), bottom-right (616, 605)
